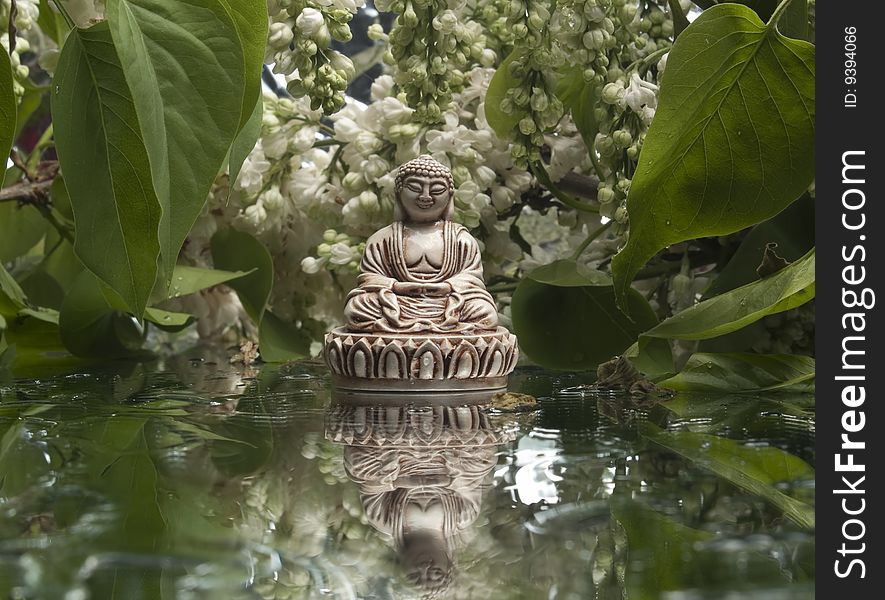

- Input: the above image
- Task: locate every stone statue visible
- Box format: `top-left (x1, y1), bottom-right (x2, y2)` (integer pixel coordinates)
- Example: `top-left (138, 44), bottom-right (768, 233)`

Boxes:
top-left (324, 155), bottom-right (518, 391)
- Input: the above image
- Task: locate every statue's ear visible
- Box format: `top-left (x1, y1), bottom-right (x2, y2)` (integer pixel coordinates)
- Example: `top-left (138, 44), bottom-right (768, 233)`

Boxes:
top-left (393, 196), bottom-right (403, 221)
top-left (445, 191), bottom-right (455, 220)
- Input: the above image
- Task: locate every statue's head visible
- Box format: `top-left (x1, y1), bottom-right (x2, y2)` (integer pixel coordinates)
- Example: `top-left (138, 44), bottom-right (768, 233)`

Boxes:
top-left (394, 155), bottom-right (455, 223)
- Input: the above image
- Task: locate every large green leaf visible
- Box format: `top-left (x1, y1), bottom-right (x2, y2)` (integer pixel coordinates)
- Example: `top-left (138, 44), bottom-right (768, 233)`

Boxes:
top-left (1, 47), bottom-right (17, 177)
top-left (485, 50), bottom-right (525, 140)
top-left (660, 352), bottom-right (814, 392)
top-left (166, 264), bottom-right (254, 299)
top-left (642, 427), bottom-right (815, 528)
top-left (643, 248), bottom-right (814, 341)
top-left (511, 260), bottom-right (659, 370)
top-left (105, 0), bottom-right (267, 293)
top-left (210, 228), bottom-right (272, 322)
top-left (210, 228), bottom-right (309, 362)
top-left (58, 270), bottom-right (145, 358)
top-left (703, 194), bottom-right (814, 298)
top-left (0, 203), bottom-right (47, 262)
top-left (228, 94), bottom-right (263, 189)
top-left (611, 3), bottom-right (815, 310)
top-left (52, 22), bottom-right (163, 317)
top-left (554, 67), bottom-right (599, 150)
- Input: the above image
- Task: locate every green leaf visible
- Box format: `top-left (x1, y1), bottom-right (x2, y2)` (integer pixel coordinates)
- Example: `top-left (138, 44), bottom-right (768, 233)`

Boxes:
top-left (643, 248), bottom-right (814, 341)
top-left (258, 310), bottom-right (311, 363)
top-left (52, 22), bottom-right (163, 317)
top-left (511, 260), bottom-right (659, 370)
top-left (210, 228), bottom-right (308, 362)
top-left (642, 427), bottom-right (815, 528)
top-left (659, 352), bottom-right (814, 392)
top-left (611, 3), bottom-right (815, 311)
top-left (667, 0), bottom-right (691, 37)
top-left (779, 0), bottom-right (809, 40)
top-left (58, 270), bottom-right (145, 358)
top-left (143, 306), bottom-right (195, 331)
top-left (105, 0), bottom-right (268, 291)
top-left (210, 228), bottom-right (272, 323)
top-left (0, 203), bottom-right (47, 262)
top-left (0, 263), bottom-right (27, 317)
top-left (166, 264), bottom-right (254, 299)
top-left (554, 68), bottom-right (599, 150)
top-left (704, 194), bottom-right (814, 298)
top-left (485, 50), bottom-right (525, 140)
top-left (228, 94), bottom-right (263, 190)
top-left (37, 0), bottom-right (72, 45)
top-left (1, 46), bottom-right (16, 167)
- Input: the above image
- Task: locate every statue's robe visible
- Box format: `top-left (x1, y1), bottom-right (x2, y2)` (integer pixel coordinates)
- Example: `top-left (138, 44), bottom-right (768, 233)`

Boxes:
top-left (343, 221), bottom-right (498, 333)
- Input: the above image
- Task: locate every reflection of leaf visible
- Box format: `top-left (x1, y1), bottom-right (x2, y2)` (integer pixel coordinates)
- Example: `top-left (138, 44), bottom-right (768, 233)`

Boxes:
top-left (642, 427), bottom-right (815, 528)
top-left (643, 249), bottom-right (814, 341)
top-left (612, 499), bottom-right (790, 598)
top-left (612, 3), bottom-right (815, 310)
top-left (660, 352), bottom-right (814, 392)
top-left (511, 260), bottom-right (659, 370)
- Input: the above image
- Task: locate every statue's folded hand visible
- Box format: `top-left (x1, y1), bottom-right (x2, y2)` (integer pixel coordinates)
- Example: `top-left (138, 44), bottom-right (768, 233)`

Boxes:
top-left (392, 281), bottom-right (451, 297)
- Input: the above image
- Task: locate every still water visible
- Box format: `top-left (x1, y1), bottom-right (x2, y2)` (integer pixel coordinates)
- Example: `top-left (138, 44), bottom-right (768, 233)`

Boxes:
top-left (0, 353), bottom-right (814, 599)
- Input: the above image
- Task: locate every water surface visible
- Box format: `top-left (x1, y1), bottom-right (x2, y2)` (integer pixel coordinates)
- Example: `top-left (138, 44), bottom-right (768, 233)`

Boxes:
top-left (0, 353), bottom-right (815, 599)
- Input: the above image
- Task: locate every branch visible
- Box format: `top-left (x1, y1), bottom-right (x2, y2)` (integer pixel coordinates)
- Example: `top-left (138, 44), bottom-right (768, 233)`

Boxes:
top-left (0, 178), bottom-right (53, 203)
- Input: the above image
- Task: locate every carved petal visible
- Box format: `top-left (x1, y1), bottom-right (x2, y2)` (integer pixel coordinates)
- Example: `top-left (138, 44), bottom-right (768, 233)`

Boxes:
top-left (447, 342), bottom-right (480, 379)
top-left (411, 341), bottom-right (444, 379)
top-left (378, 342), bottom-right (408, 379)
top-left (347, 338), bottom-right (375, 378)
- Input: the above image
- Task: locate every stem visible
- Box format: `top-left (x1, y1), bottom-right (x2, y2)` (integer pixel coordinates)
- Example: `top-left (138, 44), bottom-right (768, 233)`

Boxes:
top-left (768, 0), bottom-right (795, 27)
top-left (26, 125), bottom-right (54, 173)
top-left (50, 0), bottom-right (76, 29)
top-left (626, 46), bottom-right (671, 73)
top-left (531, 162), bottom-right (599, 213)
top-left (312, 138), bottom-right (342, 148)
top-left (571, 221), bottom-right (613, 261)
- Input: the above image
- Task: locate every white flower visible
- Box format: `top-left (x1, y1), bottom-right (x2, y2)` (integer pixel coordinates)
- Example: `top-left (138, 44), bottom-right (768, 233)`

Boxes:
top-left (370, 75), bottom-right (395, 100)
top-left (236, 144), bottom-right (270, 195)
top-left (295, 8), bottom-right (326, 38)
top-left (301, 256), bottom-right (327, 274)
top-left (623, 73), bottom-right (658, 112)
top-left (657, 52), bottom-right (669, 75)
top-left (329, 242), bottom-right (355, 265)
top-left (243, 203), bottom-right (268, 229)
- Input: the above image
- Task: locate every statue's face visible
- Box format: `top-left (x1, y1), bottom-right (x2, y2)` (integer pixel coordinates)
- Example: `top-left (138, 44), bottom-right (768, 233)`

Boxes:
top-left (398, 175), bottom-right (451, 223)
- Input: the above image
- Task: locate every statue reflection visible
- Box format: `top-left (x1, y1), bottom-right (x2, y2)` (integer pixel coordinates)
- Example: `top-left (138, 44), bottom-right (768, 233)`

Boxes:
top-left (326, 391), bottom-right (511, 596)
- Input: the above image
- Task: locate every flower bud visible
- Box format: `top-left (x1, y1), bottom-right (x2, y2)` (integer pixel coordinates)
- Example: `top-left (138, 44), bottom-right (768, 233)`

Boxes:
top-left (519, 117), bottom-right (537, 135)
top-left (268, 22), bottom-right (294, 49)
top-left (296, 8), bottom-right (325, 37)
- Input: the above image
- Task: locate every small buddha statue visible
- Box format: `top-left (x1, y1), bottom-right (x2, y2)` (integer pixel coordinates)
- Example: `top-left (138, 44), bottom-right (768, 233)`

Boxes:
top-left (343, 155), bottom-right (498, 334)
top-left (324, 155), bottom-right (518, 389)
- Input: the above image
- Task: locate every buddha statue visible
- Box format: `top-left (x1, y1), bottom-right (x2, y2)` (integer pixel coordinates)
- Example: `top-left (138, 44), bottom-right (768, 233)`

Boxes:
top-left (324, 155), bottom-right (518, 390)
top-left (343, 155), bottom-right (498, 334)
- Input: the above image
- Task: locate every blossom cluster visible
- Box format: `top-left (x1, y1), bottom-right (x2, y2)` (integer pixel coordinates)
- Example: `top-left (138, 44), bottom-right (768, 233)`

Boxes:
top-left (1, 0), bottom-right (39, 100)
top-left (179, 1), bottom-right (712, 350)
top-left (266, 0), bottom-right (365, 114)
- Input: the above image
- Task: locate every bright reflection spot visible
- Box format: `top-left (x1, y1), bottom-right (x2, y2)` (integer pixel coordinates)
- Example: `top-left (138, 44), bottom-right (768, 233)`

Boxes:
top-left (506, 434), bottom-right (563, 506)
